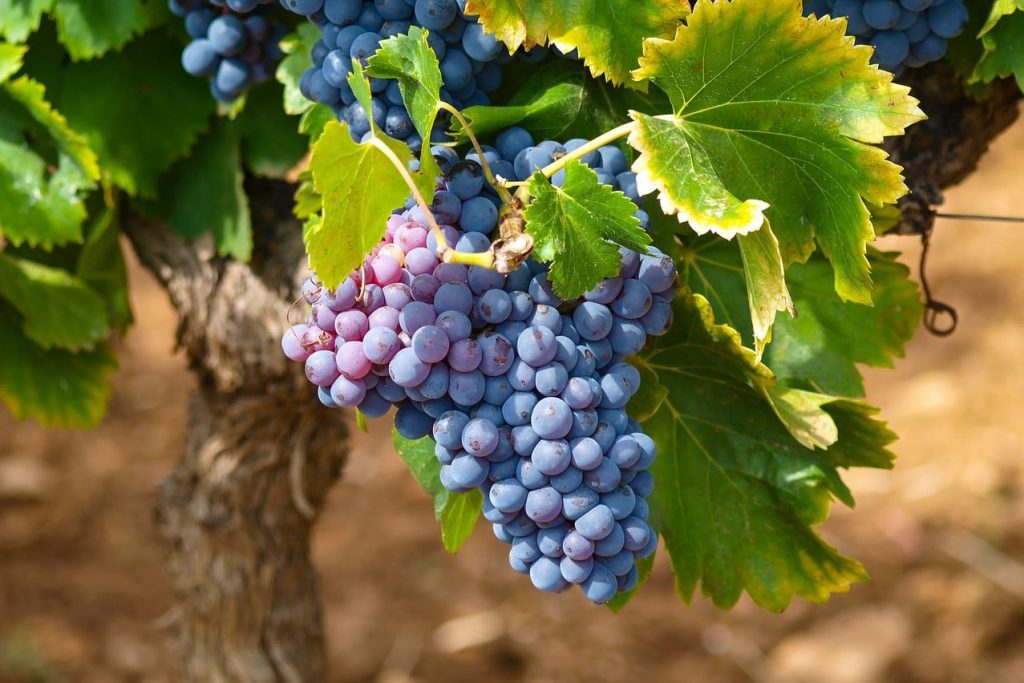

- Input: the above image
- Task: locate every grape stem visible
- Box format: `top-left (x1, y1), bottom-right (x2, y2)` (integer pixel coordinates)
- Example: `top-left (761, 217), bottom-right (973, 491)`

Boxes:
top-left (438, 101), bottom-right (514, 204)
top-left (509, 122), bottom-right (637, 208)
top-left (368, 135), bottom-right (449, 254)
top-left (368, 128), bottom-right (492, 269)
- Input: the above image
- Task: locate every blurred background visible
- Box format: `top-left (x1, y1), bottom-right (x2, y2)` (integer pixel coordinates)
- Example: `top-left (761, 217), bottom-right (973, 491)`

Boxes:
top-left (1, 119), bottom-right (1022, 683)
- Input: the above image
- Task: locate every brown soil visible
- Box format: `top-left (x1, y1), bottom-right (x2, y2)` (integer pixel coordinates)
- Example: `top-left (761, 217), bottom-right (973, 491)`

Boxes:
top-left (1, 121), bottom-right (1023, 683)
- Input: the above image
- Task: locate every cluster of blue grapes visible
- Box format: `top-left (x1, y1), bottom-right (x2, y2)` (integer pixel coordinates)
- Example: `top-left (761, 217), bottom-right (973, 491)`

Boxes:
top-left (278, 0), bottom-right (546, 144)
top-left (282, 130), bottom-right (672, 603)
top-left (804, 0), bottom-right (968, 73)
top-left (170, 0), bottom-right (286, 102)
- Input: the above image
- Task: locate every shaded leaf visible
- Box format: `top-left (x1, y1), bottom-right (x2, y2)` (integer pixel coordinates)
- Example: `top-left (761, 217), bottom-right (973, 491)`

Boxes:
top-left (972, 0), bottom-right (1024, 88)
top-left (276, 23), bottom-right (319, 115)
top-left (765, 250), bottom-right (923, 397)
top-left (76, 204), bottom-right (133, 330)
top-left (58, 32), bottom-right (214, 196)
top-left (0, 300), bottom-right (117, 428)
top-left (638, 292), bottom-right (896, 610)
top-left (51, 0), bottom-right (155, 60)
top-left (0, 252), bottom-right (110, 351)
top-left (165, 122), bottom-right (252, 261)
top-left (393, 431), bottom-right (482, 553)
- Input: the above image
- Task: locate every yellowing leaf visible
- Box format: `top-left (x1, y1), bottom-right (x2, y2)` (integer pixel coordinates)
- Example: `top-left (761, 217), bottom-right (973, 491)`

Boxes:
top-left (465, 0), bottom-right (688, 85)
top-left (308, 120), bottom-right (413, 288)
top-left (630, 0), bottom-right (924, 305)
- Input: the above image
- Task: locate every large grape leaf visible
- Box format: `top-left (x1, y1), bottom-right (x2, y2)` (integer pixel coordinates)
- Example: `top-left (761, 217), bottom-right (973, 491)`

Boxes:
top-left (972, 0), bottom-right (1024, 88)
top-left (51, 0), bottom-right (158, 60)
top-left (57, 32), bottom-right (214, 196)
top-left (525, 160), bottom-right (651, 298)
top-left (630, 0), bottom-right (923, 308)
top-left (764, 251), bottom-right (922, 397)
top-left (307, 120), bottom-right (414, 287)
top-left (0, 74), bottom-right (99, 248)
top-left (451, 60), bottom-right (669, 144)
top-left (464, 0), bottom-right (688, 86)
top-left (0, 252), bottom-right (110, 351)
top-left (164, 121), bottom-right (253, 262)
top-left (0, 0), bottom-right (52, 43)
top-left (0, 301), bottom-right (117, 428)
top-left (638, 292), bottom-right (896, 610)
top-left (393, 431), bottom-right (482, 553)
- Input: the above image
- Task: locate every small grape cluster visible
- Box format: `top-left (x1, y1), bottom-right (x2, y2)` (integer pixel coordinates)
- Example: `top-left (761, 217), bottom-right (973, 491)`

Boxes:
top-left (803, 0), bottom-right (968, 74)
top-left (282, 130), bottom-right (672, 603)
top-left (279, 0), bottom-right (549, 144)
top-left (170, 0), bottom-right (286, 102)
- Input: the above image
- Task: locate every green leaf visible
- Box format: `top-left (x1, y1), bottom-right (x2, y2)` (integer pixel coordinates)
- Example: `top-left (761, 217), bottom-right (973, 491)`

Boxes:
top-left (308, 119), bottom-right (413, 287)
top-left (4, 75), bottom-right (99, 181)
top-left (639, 292), bottom-right (896, 610)
top-left (368, 27), bottom-right (442, 144)
top-left (630, 0), bottom-right (923, 306)
top-left (0, 75), bottom-right (99, 248)
top-left (0, 252), bottom-right (110, 351)
top-left (607, 547), bottom-right (656, 613)
top-left (764, 250), bottom-right (922, 397)
top-left (57, 32), bottom-right (214, 196)
top-left (51, 0), bottom-right (154, 60)
top-left (972, 0), bottom-right (1024, 88)
top-left (452, 60), bottom-right (668, 143)
top-left (367, 26), bottom-right (443, 180)
top-left (524, 160), bottom-right (651, 298)
top-left (0, 300), bottom-right (116, 428)
top-left (0, 0), bottom-right (53, 43)
top-left (0, 42), bottom-right (25, 82)
top-left (465, 0), bottom-right (688, 85)
top-left (393, 431), bottom-right (481, 553)
top-left (276, 23), bottom-right (319, 116)
top-left (165, 122), bottom-right (252, 261)
top-left (75, 204), bottom-right (133, 330)
top-left (234, 81), bottom-right (308, 179)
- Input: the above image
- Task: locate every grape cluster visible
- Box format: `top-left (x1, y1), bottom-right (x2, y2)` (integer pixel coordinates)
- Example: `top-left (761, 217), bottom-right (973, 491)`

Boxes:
top-left (282, 131), bottom-right (672, 603)
top-left (804, 0), bottom-right (968, 74)
top-left (170, 0), bottom-right (286, 102)
top-left (279, 0), bottom-right (549, 144)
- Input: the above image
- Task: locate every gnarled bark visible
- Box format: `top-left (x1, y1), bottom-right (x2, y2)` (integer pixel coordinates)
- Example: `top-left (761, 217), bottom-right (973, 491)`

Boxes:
top-left (126, 180), bottom-right (348, 683)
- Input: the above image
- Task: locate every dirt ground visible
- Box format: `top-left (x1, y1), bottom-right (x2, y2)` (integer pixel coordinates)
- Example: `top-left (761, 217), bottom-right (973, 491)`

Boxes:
top-left (2, 119), bottom-right (1024, 683)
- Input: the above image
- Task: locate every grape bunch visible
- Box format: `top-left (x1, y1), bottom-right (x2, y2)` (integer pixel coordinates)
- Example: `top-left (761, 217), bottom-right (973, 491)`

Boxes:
top-left (282, 130), bottom-right (672, 603)
top-left (803, 0), bottom-right (968, 74)
top-left (170, 0), bottom-right (286, 102)
top-left (279, 0), bottom-right (550, 144)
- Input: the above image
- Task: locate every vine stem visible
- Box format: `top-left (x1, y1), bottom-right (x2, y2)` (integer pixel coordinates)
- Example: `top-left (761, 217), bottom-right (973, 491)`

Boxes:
top-left (369, 134), bottom-right (448, 254)
top-left (531, 122), bottom-right (635, 186)
top-left (438, 101), bottom-right (514, 204)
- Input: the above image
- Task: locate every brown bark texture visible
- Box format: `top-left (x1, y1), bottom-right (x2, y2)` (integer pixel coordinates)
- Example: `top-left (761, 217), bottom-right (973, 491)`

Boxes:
top-left (125, 67), bottom-right (1020, 683)
top-left (126, 181), bottom-right (348, 683)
